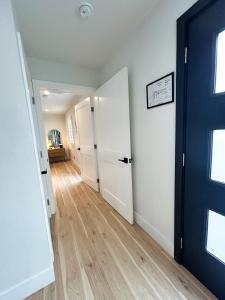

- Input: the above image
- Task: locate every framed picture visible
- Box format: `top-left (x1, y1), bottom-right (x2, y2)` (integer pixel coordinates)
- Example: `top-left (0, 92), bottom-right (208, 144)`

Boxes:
top-left (146, 72), bottom-right (174, 109)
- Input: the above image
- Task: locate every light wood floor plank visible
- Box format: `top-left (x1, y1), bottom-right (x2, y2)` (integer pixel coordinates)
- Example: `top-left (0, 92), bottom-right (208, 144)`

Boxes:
top-left (26, 161), bottom-right (217, 300)
top-left (58, 164), bottom-right (116, 300)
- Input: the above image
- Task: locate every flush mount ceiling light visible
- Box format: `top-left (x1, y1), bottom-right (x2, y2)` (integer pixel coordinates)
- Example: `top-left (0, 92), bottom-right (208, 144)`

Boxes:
top-left (79, 1), bottom-right (94, 19)
top-left (43, 90), bottom-right (50, 96)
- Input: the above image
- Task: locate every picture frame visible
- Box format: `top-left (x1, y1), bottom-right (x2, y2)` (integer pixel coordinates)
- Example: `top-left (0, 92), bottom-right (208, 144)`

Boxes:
top-left (146, 72), bottom-right (174, 109)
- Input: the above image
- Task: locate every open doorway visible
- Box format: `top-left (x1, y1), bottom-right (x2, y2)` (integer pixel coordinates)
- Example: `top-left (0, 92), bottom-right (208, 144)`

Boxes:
top-left (42, 91), bottom-right (79, 165)
top-left (32, 68), bottom-right (134, 225)
top-left (32, 80), bottom-right (95, 216)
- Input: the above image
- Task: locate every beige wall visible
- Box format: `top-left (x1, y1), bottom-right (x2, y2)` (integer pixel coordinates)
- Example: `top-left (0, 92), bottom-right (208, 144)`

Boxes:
top-left (43, 113), bottom-right (68, 156)
top-left (43, 108), bottom-right (81, 166)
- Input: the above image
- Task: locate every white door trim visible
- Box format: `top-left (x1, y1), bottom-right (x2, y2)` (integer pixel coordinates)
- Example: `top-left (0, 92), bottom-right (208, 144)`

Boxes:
top-left (17, 32), bottom-right (54, 255)
top-left (32, 80), bottom-right (95, 215)
top-left (0, 266), bottom-right (54, 300)
top-left (16, 33), bottom-right (55, 297)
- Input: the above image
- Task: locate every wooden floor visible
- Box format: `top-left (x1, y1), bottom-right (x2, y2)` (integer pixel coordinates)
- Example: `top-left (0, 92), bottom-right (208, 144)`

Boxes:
top-left (27, 161), bottom-right (217, 300)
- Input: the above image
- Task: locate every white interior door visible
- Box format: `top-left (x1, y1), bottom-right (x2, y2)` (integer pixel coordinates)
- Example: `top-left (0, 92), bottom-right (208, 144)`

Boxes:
top-left (75, 97), bottom-right (99, 191)
top-left (17, 33), bottom-right (55, 217)
top-left (95, 67), bottom-right (133, 224)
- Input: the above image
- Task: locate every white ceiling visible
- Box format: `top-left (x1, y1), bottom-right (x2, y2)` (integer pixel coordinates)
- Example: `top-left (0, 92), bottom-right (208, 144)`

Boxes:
top-left (13, 0), bottom-right (159, 69)
top-left (41, 92), bottom-right (82, 114)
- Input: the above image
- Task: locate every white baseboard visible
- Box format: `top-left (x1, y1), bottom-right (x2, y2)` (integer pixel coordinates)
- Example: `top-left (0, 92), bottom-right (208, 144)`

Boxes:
top-left (0, 265), bottom-right (55, 300)
top-left (134, 212), bottom-right (174, 257)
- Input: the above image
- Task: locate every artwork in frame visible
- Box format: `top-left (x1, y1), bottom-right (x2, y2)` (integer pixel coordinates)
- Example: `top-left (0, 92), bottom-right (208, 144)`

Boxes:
top-left (146, 72), bottom-right (174, 109)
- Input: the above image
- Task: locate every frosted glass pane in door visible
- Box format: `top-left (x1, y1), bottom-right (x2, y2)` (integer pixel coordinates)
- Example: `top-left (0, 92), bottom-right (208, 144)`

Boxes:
top-left (215, 30), bottom-right (225, 93)
top-left (211, 130), bottom-right (225, 184)
top-left (206, 210), bottom-right (225, 264)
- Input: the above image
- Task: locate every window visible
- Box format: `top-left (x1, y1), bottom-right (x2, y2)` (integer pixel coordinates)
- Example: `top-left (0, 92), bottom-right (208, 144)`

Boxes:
top-left (210, 130), bottom-right (225, 184)
top-left (206, 210), bottom-right (225, 264)
top-left (67, 116), bottom-right (74, 144)
top-left (215, 30), bottom-right (225, 93)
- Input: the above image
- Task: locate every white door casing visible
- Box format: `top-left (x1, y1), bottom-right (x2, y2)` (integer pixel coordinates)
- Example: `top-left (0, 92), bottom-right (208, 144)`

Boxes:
top-left (16, 33), bottom-right (55, 218)
top-left (95, 67), bottom-right (133, 224)
top-left (16, 32), bottom-right (54, 258)
top-left (31, 91), bottom-right (54, 218)
top-left (75, 97), bottom-right (99, 191)
top-left (32, 83), bottom-right (56, 217)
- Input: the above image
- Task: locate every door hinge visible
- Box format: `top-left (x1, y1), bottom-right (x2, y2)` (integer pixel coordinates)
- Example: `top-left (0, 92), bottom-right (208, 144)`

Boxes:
top-left (91, 107), bottom-right (94, 112)
top-left (182, 153), bottom-right (185, 167)
top-left (184, 47), bottom-right (188, 64)
top-left (32, 96), bottom-right (35, 104)
top-left (180, 237), bottom-right (183, 250)
top-left (94, 144), bottom-right (97, 149)
top-left (40, 150), bottom-right (43, 158)
top-left (47, 199), bottom-right (50, 206)
top-left (97, 178), bottom-right (100, 183)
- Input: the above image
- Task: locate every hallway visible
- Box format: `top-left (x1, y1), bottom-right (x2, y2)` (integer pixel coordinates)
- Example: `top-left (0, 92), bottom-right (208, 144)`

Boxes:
top-left (27, 161), bottom-right (216, 300)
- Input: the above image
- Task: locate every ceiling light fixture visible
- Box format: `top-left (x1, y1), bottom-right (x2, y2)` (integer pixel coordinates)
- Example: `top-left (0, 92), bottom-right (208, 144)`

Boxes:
top-left (43, 90), bottom-right (50, 96)
top-left (79, 1), bottom-right (94, 19)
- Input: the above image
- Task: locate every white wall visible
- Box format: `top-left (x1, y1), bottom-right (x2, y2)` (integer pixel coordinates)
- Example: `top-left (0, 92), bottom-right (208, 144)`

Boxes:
top-left (0, 1), bottom-right (54, 299)
top-left (28, 57), bottom-right (100, 88)
top-left (65, 107), bottom-right (80, 167)
top-left (43, 113), bottom-right (68, 155)
top-left (100, 0), bottom-right (197, 256)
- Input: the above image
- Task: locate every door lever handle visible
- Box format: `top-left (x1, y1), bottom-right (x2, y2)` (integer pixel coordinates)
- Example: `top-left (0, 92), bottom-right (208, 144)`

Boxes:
top-left (118, 157), bottom-right (129, 164)
top-left (41, 170), bottom-right (47, 175)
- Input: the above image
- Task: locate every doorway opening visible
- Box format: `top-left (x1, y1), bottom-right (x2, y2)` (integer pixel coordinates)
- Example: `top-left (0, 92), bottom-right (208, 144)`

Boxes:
top-left (32, 68), bottom-right (134, 225)
top-left (32, 80), bottom-right (95, 216)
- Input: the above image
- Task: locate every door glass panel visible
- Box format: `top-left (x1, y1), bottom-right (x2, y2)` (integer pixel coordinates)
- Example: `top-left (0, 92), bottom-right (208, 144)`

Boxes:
top-left (215, 30), bottom-right (225, 93)
top-left (206, 210), bottom-right (225, 264)
top-left (211, 130), bottom-right (225, 184)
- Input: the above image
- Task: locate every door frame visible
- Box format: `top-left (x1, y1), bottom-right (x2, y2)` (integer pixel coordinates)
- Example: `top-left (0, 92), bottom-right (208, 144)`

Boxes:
top-left (16, 35), bottom-right (54, 263)
top-left (175, 0), bottom-right (216, 263)
top-left (32, 80), bottom-right (95, 215)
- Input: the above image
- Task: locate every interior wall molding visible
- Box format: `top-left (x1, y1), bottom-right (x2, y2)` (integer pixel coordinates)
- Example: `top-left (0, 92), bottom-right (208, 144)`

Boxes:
top-left (0, 266), bottom-right (54, 300)
top-left (134, 211), bottom-right (174, 257)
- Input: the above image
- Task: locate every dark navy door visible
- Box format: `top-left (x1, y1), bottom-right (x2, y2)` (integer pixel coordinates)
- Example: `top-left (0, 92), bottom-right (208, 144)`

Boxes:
top-left (183, 0), bottom-right (225, 299)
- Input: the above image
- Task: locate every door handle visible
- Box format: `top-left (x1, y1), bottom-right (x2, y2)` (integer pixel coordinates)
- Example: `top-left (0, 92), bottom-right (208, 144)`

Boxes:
top-left (77, 147), bottom-right (81, 151)
top-left (41, 170), bottom-right (47, 175)
top-left (118, 157), bottom-right (129, 164)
